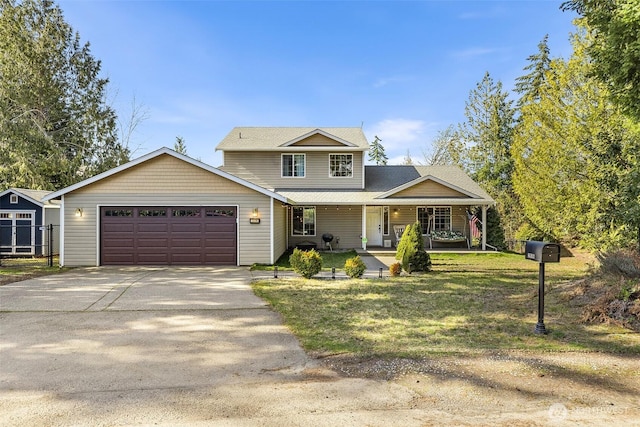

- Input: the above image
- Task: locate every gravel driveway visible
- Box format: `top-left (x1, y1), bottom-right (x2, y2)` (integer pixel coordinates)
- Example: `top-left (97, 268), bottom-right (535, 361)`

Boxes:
top-left (1, 267), bottom-right (638, 426)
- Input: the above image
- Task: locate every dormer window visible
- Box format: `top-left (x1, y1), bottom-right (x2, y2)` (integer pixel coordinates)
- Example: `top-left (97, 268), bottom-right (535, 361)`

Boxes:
top-left (329, 154), bottom-right (353, 177)
top-left (282, 154), bottom-right (305, 177)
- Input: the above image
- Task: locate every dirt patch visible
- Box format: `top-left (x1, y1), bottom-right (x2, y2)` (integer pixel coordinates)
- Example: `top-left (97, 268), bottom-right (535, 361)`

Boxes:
top-left (319, 351), bottom-right (640, 425)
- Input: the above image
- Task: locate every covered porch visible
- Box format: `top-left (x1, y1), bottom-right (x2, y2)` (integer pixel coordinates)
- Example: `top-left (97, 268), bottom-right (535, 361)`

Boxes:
top-left (284, 202), bottom-right (494, 253)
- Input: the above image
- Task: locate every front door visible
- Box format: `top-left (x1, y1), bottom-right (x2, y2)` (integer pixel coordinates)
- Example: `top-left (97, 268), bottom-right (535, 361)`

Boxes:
top-left (366, 207), bottom-right (382, 247)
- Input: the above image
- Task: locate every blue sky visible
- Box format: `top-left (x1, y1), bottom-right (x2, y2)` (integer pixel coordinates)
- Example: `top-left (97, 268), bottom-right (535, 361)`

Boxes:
top-left (57, 0), bottom-right (578, 166)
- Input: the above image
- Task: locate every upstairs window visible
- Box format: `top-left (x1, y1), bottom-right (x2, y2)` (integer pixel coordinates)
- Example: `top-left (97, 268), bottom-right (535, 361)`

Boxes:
top-left (282, 154), bottom-right (305, 177)
top-left (329, 154), bottom-right (353, 177)
top-left (10, 194), bottom-right (18, 204)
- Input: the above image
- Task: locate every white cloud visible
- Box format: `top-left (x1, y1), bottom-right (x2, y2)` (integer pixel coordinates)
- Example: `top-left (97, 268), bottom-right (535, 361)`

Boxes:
top-left (373, 75), bottom-right (410, 88)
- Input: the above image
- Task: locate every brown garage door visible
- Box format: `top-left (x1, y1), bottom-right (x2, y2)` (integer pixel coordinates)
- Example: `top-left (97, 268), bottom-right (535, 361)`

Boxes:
top-left (100, 206), bottom-right (237, 265)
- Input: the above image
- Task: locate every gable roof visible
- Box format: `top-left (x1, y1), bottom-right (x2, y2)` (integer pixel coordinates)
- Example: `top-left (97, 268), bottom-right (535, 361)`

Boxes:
top-left (275, 165), bottom-right (494, 206)
top-left (0, 188), bottom-right (60, 207)
top-left (215, 127), bottom-right (369, 152)
top-left (42, 147), bottom-right (288, 203)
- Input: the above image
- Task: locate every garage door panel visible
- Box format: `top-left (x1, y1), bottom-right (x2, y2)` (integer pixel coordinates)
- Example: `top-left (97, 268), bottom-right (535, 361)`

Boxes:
top-left (137, 223), bottom-right (168, 233)
top-left (101, 206), bottom-right (237, 266)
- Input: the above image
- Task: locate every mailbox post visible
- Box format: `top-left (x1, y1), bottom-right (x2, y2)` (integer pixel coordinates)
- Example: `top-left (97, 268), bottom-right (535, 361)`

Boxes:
top-left (525, 241), bottom-right (561, 334)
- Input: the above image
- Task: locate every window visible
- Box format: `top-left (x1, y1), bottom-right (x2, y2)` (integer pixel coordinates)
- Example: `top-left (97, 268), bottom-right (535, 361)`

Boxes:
top-left (383, 206), bottom-right (389, 235)
top-left (282, 154), bottom-right (305, 177)
top-left (16, 213), bottom-right (32, 219)
top-left (206, 208), bottom-right (235, 217)
top-left (292, 206), bottom-right (315, 236)
top-left (105, 209), bottom-right (132, 217)
top-left (417, 207), bottom-right (451, 235)
top-left (139, 209), bottom-right (167, 217)
top-left (10, 194), bottom-right (18, 204)
top-left (173, 209), bottom-right (201, 217)
top-left (329, 154), bottom-right (353, 177)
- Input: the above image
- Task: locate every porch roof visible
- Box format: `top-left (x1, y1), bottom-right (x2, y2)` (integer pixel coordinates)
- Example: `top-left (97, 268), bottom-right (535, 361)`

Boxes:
top-left (277, 165), bottom-right (495, 206)
top-left (276, 189), bottom-right (494, 206)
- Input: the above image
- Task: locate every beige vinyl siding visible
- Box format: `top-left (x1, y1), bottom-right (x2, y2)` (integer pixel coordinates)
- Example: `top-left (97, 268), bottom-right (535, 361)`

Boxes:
top-left (391, 180), bottom-right (468, 198)
top-left (272, 201), bottom-right (287, 263)
top-left (62, 155), bottom-right (275, 266)
top-left (224, 151), bottom-right (363, 189)
top-left (288, 205), bottom-right (362, 249)
top-left (290, 134), bottom-right (348, 146)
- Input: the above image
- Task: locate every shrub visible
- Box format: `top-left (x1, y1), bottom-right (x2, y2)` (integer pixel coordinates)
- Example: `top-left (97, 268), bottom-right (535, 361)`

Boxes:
top-left (344, 255), bottom-right (366, 278)
top-left (389, 262), bottom-right (402, 276)
top-left (395, 222), bottom-right (431, 272)
top-left (289, 248), bottom-right (322, 279)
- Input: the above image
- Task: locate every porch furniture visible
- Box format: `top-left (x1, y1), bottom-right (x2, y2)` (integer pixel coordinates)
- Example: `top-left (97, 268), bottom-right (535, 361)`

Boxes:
top-left (429, 230), bottom-right (470, 249)
top-left (393, 225), bottom-right (406, 247)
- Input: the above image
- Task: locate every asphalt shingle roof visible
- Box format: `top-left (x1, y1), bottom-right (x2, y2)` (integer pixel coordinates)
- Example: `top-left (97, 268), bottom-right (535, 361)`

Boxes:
top-left (215, 127), bottom-right (370, 151)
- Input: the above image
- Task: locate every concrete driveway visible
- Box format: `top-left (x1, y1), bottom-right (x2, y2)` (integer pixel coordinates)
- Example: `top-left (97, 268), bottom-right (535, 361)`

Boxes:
top-left (0, 267), bottom-right (421, 426)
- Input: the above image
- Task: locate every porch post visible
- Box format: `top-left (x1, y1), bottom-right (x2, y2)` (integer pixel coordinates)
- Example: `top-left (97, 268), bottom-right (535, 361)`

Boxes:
top-left (362, 204), bottom-right (367, 250)
top-left (481, 205), bottom-right (488, 251)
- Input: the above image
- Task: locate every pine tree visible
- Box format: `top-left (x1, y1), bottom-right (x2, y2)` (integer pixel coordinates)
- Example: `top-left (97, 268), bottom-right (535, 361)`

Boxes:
top-left (368, 135), bottom-right (388, 165)
top-left (514, 35), bottom-right (551, 108)
top-left (174, 136), bottom-right (188, 155)
top-left (0, 0), bottom-right (129, 190)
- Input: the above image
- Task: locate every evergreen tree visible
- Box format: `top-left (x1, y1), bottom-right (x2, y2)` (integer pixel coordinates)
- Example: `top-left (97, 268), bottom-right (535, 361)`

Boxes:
top-left (174, 136), bottom-right (188, 155)
top-left (514, 35), bottom-right (552, 108)
top-left (459, 72), bottom-right (518, 243)
top-left (512, 27), bottom-right (640, 250)
top-left (0, 0), bottom-right (129, 190)
top-left (368, 135), bottom-right (388, 165)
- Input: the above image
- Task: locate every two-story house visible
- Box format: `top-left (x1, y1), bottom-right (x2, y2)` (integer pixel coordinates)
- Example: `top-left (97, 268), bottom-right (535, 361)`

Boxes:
top-left (44, 127), bottom-right (494, 266)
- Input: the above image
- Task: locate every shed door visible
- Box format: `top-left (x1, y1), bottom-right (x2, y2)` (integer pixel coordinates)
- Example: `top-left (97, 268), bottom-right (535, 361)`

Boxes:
top-left (100, 206), bottom-right (237, 265)
top-left (0, 211), bottom-right (35, 255)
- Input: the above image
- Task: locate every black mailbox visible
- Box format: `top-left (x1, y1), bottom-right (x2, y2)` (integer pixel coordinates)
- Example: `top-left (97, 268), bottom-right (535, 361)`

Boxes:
top-left (525, 241), bottom-right (560, 263)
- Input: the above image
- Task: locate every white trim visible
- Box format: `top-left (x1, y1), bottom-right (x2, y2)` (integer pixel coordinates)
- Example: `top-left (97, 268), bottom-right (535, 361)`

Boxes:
top-left (0, 188), bottom-right (53, 207)
top-left (280, 128), bottom-right (357, 148)
top-left (42, 147), bottom-right (288, 204)
top-left (270, 198), bottom-right (274, 265)
top-left (362, 152), bottom-right (366, 189)
top-left (361, 204), bottom-right (367, 250)
top-left (96, 204), bottom-right (101, 266)
top-left (60, 196), bottom-right (65, 266)
top-left (328, 153), bottom-right (354, 178)
top-left (377, 175), bottom-right (482, 199)
top-left (281, 153), bottom-right (306, 178)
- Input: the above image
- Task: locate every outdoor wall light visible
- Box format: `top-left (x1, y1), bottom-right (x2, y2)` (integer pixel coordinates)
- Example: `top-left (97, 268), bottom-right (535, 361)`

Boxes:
top-left (252, 208), bottom-right (259, 218)
top-left (393, 208), bottom-right (399, 216)
top-left (75, 208), bottom-right (83, 217)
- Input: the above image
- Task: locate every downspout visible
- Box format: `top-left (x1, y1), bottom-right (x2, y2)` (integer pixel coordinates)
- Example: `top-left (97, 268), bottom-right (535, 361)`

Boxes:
top-left (362, 204), bottom-right (367, 250)
top-left (270, 197), bottom-right (274, 265)
top-left (59, 196), bottom-right (65, 266)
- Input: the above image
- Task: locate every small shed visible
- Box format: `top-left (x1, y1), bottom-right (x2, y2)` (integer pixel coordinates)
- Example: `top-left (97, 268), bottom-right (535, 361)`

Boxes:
top-left (0, 188), bottom-right (60, 256)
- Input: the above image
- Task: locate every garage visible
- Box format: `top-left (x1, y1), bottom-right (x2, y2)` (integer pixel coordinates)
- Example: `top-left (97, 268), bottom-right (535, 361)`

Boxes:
top-left (100, 206), bottom-right (237, 265)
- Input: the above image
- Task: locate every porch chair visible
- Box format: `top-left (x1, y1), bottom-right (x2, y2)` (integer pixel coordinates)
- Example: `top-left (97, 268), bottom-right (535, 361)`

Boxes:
top-left (393, 225), bottom-right (406, 247)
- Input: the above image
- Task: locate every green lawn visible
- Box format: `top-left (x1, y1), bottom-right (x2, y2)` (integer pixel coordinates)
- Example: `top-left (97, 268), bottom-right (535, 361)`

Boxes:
top-left (252, 252), bottom-right (640, 357)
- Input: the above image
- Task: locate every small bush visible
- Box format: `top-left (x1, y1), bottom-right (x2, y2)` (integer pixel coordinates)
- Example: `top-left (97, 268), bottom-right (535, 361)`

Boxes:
top-left (389, 262), bottom-right (402, 276)
top-left (395, 222), bottom-right (432, 272)
top-left (344, 255), bottom-right (366, 278)
top-left (289, 248), bottom-right (322, 279)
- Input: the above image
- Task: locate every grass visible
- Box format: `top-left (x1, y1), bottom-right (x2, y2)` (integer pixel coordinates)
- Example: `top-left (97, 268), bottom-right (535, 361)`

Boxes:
top-left (0, 257), bottom-right (64, 286)
top-left (252, 249), bottom-right (359, 271)
top-left (252, 252), bottom-right (640, 357)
